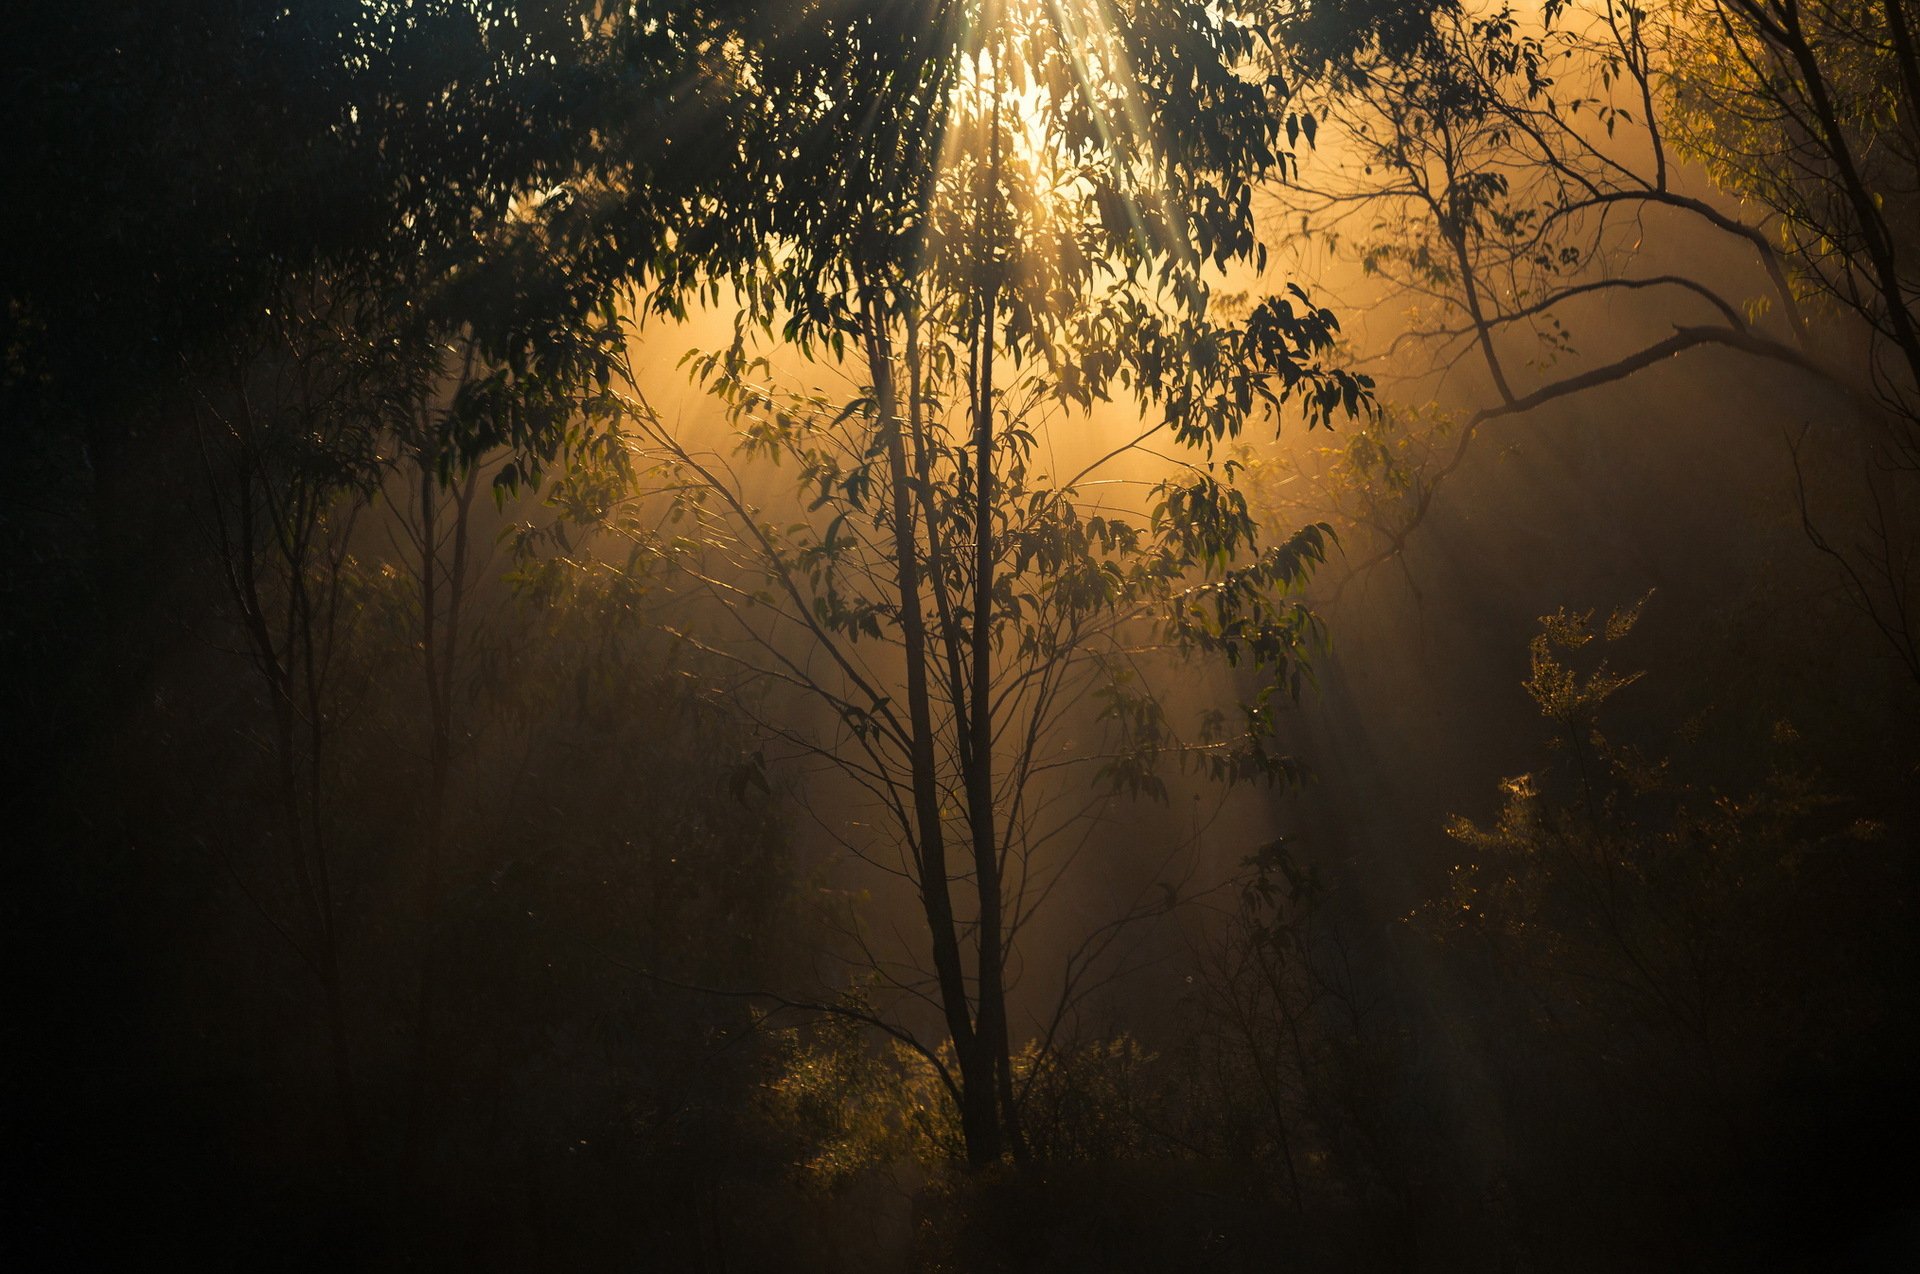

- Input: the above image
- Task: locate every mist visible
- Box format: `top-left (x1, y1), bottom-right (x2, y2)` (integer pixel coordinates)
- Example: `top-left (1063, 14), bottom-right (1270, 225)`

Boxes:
top-left (6, 2), bottom-right (1918, 1270)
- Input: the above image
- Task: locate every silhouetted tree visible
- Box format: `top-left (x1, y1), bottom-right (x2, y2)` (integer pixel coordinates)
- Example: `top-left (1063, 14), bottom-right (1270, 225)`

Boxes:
top-left (569, 0), bottom-right (1369, 1168)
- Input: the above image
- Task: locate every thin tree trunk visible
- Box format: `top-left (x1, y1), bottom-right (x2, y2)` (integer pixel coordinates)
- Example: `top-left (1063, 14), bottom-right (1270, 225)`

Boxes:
top-left (965, 64), bottom-right (1024, 1163)
top-left (864, 293), bottom-right (998, 1164)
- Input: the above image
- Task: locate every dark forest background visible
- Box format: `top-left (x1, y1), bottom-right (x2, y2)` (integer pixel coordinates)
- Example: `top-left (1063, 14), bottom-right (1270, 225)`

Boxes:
top-left (5, 2), bottom-right (1919, 1270)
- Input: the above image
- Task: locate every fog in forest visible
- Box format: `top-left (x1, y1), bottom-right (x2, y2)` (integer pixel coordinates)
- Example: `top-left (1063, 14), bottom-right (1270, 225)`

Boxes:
top-left (6, 2), bottom-right (1918, 1270)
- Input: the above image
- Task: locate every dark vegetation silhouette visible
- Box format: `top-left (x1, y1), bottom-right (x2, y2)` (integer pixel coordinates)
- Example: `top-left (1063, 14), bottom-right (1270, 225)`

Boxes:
top-left (1265, 0), bottom-right (1920, 678)
top-left (4, 2), bottom-right (1917, 1270)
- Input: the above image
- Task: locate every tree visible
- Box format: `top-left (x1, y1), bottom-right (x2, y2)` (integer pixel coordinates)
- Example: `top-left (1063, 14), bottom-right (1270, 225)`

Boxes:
top-left (187, 279), bottom-right (400, 1155)
top-left (1422, 598), bottom-right (1914, 1247)
top-left (1265, 1), bottom-right (1920, 678)
top-left (562, 0), bottom-right (1368, 1167)
top-left (116, 1), bottom-right (749, 1177)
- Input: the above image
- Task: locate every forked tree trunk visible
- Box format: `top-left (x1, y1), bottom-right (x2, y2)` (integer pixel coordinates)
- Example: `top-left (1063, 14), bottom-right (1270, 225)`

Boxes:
top-left (865, 296), bottom-right (1003, 1166)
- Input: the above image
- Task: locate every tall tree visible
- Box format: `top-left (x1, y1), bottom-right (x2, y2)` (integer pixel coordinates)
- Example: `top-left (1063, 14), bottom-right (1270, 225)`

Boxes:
top-left (573, 0), bottom-right (1367, 1166)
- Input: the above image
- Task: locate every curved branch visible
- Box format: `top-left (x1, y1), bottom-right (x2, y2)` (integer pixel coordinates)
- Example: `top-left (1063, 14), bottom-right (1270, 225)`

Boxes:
top-left (1334, 323), bottom-right (1860, 596)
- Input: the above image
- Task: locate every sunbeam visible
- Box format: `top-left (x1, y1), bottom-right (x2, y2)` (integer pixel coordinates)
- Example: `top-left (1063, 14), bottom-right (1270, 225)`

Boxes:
top-left (11, 1), bottom-right (1919, 1266)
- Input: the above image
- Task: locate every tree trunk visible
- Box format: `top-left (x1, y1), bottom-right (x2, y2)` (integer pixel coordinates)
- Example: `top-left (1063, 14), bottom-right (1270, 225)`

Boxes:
top-left (865, 296), bottom-right (1000, 1165)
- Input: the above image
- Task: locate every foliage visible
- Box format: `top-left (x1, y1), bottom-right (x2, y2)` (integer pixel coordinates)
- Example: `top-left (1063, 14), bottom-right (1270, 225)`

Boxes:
top-left (763, 1006), bottom-right (1164, 1186)
top-left (578, 0), bottom-right (1371, 1168)
top-left (1264, 0), bottom-right (1920, 676)
top-left (1431, 599), bottom-right (1894, 1081)
top-left (1667, 0), bottom-right (1920, 404)
top-left (762, 1003), bottom-right (963, 1190)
